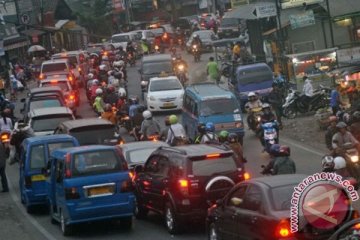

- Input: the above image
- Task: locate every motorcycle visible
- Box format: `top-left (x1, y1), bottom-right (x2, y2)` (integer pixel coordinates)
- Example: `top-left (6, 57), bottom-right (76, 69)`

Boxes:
top-left (177, 38), bottom-right (185, 50)
top-left (175, 63), bottom-right (187, 86)
top-left (117, 111), bottom-right (132, 132)
top-left (247, 107), bottom-right (263, 132)
top-left (127, 52), bottom-right (135, 66)
top-left (341, 142), bottom-right (360, 182)
top-left (192, 44), bottom-right (201, 62)
top-left (261, 121), bottom-right (278, 153)
top-left (282, 87), bottom-right (329, 119)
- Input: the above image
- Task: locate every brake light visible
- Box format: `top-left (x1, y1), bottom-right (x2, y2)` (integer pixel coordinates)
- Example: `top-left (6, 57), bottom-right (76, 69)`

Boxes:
top-left (206, 153), bottom-right (220, 159)
top-left (25, 176), bottom-right (32, 188)
top-left (275, 219), bottom-right (293, 238)
top-left (129, 171), bottom-right (134, 181)
top-left (64, 153), bottom-right (72, 178)
top-left (65, 187), bottom-right (80, 200)
top-left (68, 95), bottom-right (75, 100)
top-left (163, 33), bottom-right (168, 39)
top-left (244, 172), bottom-right (251, 180)
top-left (50, 80), bottom-right (58, 83)
top-left (39, 74), bottom-right (46, 80)
top-left (1, 133), bottom-right (9, 143)
top-left (78, 67), bottom-right (81, 72)
top-left (178, 179), bottom-right (189, 195)
top-left (68, 75), bottom-right (73, 81)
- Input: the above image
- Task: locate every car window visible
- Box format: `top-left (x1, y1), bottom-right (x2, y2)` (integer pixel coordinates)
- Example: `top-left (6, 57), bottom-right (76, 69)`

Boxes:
top-left (200, 98), bottom-right (239, 116)
top-left (143, 62), bottom-right (172, 75)
top-left (127, 148), bottom-right (158, 165)
top-left (144, 156), bottom-right (160, 174)
top-left (112, 35), bottom-right (130, 43)
top-left (191, 155), bottom-right (237, 177)
top-left (29, 99), bottom-right (62, 110)
top-left (41, 82), bottom-right (70, 91)
top-left (271, 185), bottom-right (295, 211)
top-left (55, 159), bottom-right (63, 182)
top-left (227, 185), bottom-right (247, 207)
top-left (31, 115), bottom-right (74, 132)
top-left (30, 144), bottom-right (46, 169)
top-left (69, 125), bottom-right (115, 145)
top-left (72, 150), bottom-right (122, 177)
top-left (42, 63), bottom-right (68, 73)
top-left (221, 18), bottom-right (239, 26)
top-left (156, 157), bottom-right (170, 177)
top-left (242, 185), bottom-right (263, 212)
top-left (48, 141), bottom-right (75, 156)
top-left (52, 56), bottom-right (78, 66)
top-left (147, 32), bottom-right (155, 38)
top-left (149, 79), bottom-right (182, 92)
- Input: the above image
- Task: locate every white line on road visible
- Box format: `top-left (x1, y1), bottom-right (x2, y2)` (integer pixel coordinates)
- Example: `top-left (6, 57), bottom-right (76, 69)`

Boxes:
top-left (8, 179), bottom-right (58, 240)
top-left (281, 136), bottom-right (324, 157)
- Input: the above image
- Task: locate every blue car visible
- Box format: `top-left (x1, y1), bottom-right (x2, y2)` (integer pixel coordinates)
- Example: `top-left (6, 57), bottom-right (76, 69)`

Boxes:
top-left (19, 134), bottom-right (79, 213)
top-left (47, 145), bottom-right (135, 236)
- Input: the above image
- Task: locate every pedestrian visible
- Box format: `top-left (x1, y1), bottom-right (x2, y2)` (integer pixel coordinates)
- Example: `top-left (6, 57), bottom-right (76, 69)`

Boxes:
top-left (206, 56), bottom-right (219, 83)
top-left (0, 137), bottom-right (9, 192)
top-left (0, 109), bottom-right (13, 131)
top-left (330, 84), bottom-right (342, 115)
top-left (0, 74), bottom-right (5, 97)
top-left (10, 75), bottom-right (18, 101)
top-left (302, 76), bottom-right (314, 108)
top-left (268, 83), bottom-right (284, 128)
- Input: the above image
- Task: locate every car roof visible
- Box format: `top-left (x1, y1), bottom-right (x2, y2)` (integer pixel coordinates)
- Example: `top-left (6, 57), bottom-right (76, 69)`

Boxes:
top-left (42, 59), bottom-right (68, 64)
top-left (59, 118), bottom-right (113, 129)
top-left (29, 107), bottom-right (73, 118)
top-left (142, 54), bottom-right (172, 63)
top-left (172, 144), bottom-right (232, 157)
top-left (236, 62), bottom-right (271, 71)
top-left (120, 141), bottom-right (169, 151)
top-left (193, 30), bottom-right (213, 34)
top-left (30, 86), bottom-right (62, 94)
top-left (23, 134), bottom-right (77, 145)
top-left (247, 174), bottom-right (307, 188)
top-left (51, 145), bottom-right (116, 160)
top-left (149, 76), bottom-right (178, 82)
top-left (186, 83), bottom-right (234, 101)
top-left (53, 51), bottom-right (84, 56)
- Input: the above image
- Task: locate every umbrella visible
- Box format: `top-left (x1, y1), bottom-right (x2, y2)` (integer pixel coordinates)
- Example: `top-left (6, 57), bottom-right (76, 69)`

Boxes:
top-left (27, 45), bottom-right (46, 53)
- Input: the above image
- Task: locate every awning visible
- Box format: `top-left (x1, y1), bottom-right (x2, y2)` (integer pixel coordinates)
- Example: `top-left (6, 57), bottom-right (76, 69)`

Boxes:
top-left (4, 36), bottom-right (30, 51)
top-left (21, 29), bottom-right (45, 37)
top-left (286, 47), bottom-right (338, 59)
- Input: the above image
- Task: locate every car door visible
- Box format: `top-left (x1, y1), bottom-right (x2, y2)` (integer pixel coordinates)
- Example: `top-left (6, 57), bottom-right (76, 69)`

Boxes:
top-left (150, 156), bottom-right (170, 211)
top-left (216, 185), bottom-right (248, 240)
top-left (55, 159), bottom-right (65, 212)
top-left (139, 156), bottom-right (160, 208)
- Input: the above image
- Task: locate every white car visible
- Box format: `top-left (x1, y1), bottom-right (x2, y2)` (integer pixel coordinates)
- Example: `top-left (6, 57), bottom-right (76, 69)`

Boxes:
top-left (146, 76), bottom-right (184, 112)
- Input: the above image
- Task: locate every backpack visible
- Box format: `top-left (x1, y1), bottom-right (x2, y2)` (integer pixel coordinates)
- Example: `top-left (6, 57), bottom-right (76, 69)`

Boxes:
top-left (145, 120), bottom-right (160, 138)
top-left (202, 133), bottom-right (219, 144)
top-left (169, 126), bottom-right (188, 146)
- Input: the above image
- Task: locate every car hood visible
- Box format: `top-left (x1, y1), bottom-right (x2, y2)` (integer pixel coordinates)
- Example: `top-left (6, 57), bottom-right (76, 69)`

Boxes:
top-left (148, 89), bottom-right (184, 98)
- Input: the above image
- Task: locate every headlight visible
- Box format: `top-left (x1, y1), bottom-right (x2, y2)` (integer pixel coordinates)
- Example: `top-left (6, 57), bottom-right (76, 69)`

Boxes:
top-left (351, 155), bottom-right (359, 163)
top-left (257, 116), bottom-right (261, 122)
top-left (149, 96), bottom-right (156, 101)
top-left (141, 81), bottom-right (148, 86)
top-left (178, 64), bottom-right (184, 71)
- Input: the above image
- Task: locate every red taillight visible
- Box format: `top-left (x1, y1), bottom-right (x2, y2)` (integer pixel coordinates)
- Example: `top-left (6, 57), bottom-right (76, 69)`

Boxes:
top-left (1, 133), bottom-right (9, 143)
top-left (39, 74), bottom-right (46, 80)
top-left (275, 219), bottom-right (293, 238)
top-left (78, 67), bottom-right (81, 72)
top-left (68, 75), bottom-right (73, 81)
top-left (65, 187), bottom-right (80, 200)
top-left (244, 172), bottom-right (251, 180)
top-left (178, 179), bottom-right (189, 195)
top-left (206, 153), bottom-right (220, 159)
top-left (352, 211), bottom-right (360, 229)
top-left (25, 176), bottom-right (32, 188)
top-left (68, 95), bottom-right (75, 100)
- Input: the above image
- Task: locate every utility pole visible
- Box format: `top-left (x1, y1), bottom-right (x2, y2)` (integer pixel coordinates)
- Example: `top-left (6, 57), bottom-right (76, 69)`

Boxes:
top-left (325, 0), bottom-right (335, 47)
top-left (40, 0), bottom-right (44, 26)
top-left (275, 0), bottom-right (285, 74)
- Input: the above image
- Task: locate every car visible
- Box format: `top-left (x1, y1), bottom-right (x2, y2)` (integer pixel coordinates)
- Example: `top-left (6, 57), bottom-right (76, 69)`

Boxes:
top-left (19, 134), bottom-right (79, 213)
top-left (172, 18), bottom-right (193, 36)
top-left (131, 29), bottom-right (156, 46)
top-left (206, 174), bottom-right (357, 240)
top-left (39, 78), bottom-right (80, 107)
top-left (54, 118), bottom-right (122, 146)
top-left (139, 54), bottom-right (174, 92)
top-left (146, 76), bottom-right (184, 112)
top-left (39, 59), bottom-right (71, 81)
top-left (111, 32), bottom-right (139, 50)
top-left (133, 144), bottom-right (248, 234)
top-left (47, 145), bottom-right (135, 235)
top-left (218, 17), bottom-right (241, 39)
top-left (28, 107), bottom-right (75, 136)
top-left (186, 30), bottom-right (217, 53)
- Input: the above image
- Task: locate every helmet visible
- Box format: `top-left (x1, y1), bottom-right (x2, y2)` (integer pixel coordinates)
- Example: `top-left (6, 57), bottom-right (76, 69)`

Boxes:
top-left (3, 108), bottom-right (11, 116)
top-left (87, 73), bottom-right (94, 79)
top-left (322, 155), bottom-right (335, 170)
top-left (193, 34), bottom-right (198, 38)
top-left (197, 123), bottom-right (206, 134)
top-left (205, 122), bottom-right (215, 132)
top-left (227, 133), bottom-right (238, 143)
top-left (269, 144), bottom-right (281, 156)
top-left (142, 110), bottom-right (152, 119)
top-left (129, 95), bottom-right (139, 104)
top-left (107, 70), bottom-right (113, 76)
top-left (333, 156), bottom-right (346, 170)
top-left (95, 88), bottom-right (103, 95)
top-left (102, 55), bottom-right (109, 61)
top-left (279, 145), bottom-right (290, 156)
top-left (107, 85), bottom-right (115, 93)
top-left (262, 103), bottom-right (271, 110)
top-left (219, 130), bottom-right (229, 140)
top-left (329, 116), bottom-right (338, 122)
top-left (169, 115), bottom-right (178, 124)
top-left (118, 87), bottom-right (127, 98)
top-left (104, 103), bottom-right (112, 112)
top-left (176, 27), bottom-right (180, 31)
top-left (336, 122), bottom-right (347, 129)
top-left (353, 111), bottom-right (360, 121)
top-left (99, 64), bottom-right (106, 71)
top-left (248, 92), bottom-right (257, 102)
top-left (92, 79), bottom-right (99, 86)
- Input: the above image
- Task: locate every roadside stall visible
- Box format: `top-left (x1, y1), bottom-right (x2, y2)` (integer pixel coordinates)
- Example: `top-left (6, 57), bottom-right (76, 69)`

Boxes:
top-left (27, 45), bottom-right (47, 78)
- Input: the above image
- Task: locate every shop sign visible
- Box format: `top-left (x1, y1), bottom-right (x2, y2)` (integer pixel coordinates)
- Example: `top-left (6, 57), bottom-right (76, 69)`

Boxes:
top-left (289, 10), bottom-right (315, 30)
top-left (280, 0), bottom-right (323, 9)
top-left (337, 47), bottom-right (360, 63)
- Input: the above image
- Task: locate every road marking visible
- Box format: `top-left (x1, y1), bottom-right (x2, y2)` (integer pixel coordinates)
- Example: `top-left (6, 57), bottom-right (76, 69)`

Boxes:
top-left (281, 136), bottom-right (324, 157)
top-left (7, 179), bottom-right (58, 240)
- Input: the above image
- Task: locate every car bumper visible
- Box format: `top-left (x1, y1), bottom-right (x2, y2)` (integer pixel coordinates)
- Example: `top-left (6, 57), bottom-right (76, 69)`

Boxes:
top-left (147, 99), bottom-right (183, 112)
top-left (24, 189), bottom-right (48, 206)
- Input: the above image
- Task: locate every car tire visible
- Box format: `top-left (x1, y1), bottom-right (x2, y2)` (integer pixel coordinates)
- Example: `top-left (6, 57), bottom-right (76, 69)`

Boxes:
top-left (165, 202), bottom-right (181, 234)
top-left (60, 210), bottom-right (73, 236)
top-left (134, 198), bottom-right (148, 219)
top-left (121, 216), bottom-right (133, 230)
top-left (208, 223), bottom-right (220, 240)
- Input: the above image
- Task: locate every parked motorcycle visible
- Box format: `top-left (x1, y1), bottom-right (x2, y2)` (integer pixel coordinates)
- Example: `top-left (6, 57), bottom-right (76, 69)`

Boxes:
top-left (282, 87), bottom-right (329, 119)
top-left (261, 121), bottom-right (278, 153)
top-left (192, 44), bottom-right (201, 62)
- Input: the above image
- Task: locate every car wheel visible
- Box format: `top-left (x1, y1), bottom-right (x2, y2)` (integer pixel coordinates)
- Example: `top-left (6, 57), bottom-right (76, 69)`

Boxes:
top-left (208, 223), bottom-right (220, 240)
top-left (60, 210), bottom-right (72, 236)
top-left (165, 202), bottom-right (181, 234)
top-left (134, 198), bottom-right (148, 219)
top-left (121, 216), bottom-right (133, 230)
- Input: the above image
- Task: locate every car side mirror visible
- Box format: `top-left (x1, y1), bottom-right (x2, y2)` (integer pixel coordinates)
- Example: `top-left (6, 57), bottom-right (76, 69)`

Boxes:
top-left (134, 165), bottom-right (143, 174)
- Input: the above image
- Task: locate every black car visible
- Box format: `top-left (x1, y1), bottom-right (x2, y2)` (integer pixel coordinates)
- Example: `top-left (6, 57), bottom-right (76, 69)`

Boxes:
top-left (134, 144), bottom-right (247, 234)
top-left (207, 174), bottom-right (357, 240)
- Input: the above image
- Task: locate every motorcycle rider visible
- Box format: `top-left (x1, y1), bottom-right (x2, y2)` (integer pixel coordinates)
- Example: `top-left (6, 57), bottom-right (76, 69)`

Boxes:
top-left (200, 122), bottom-right (219, 144)
top-left (218, 130), bottom-right (229, 144)
top-left (302, 76), bottom-right (314, 109)
top-left (140, 37), bottom-right (150, 55)
top-left (104, 85), bottom-right (118, 106)
top-left (258, 103), bottom-right (278, 147)
top-left (98, 64), bottom-right (108, 83)
top-left (0, 109), bottom-right (13, 131)
top-left (350, 111), bottom-right (360, 141)
top-left (101, 103), bottom-right (117, 125)
top-left (191, 34), bottom-right (202, 50)
top-left (227, 133), bottom-right (246, 164)
top-left (245, 92), bottom-right (263, 129)
top-left (140, 110), bottom-right (161, 141)
top-left (166, 115), bottom-right (187, 146)
top-left (126, 41), bottom-right (136, 57)
top-left (93, 88), bottom-right (105, 116)
top-left (128, 96), bottom-right (141, 125)
top-left (325, 116), bottom-right (338, 151)
top-left (194, 123), bottom-right (206, 144)
top-left (268, 83), bottom-right (284, 128)
top-left (262, 144), bottom-right (296, 175)
top-left (332, 121), bottom-right (360, 154)
top-left (160, 116), bottom-right (170, 141)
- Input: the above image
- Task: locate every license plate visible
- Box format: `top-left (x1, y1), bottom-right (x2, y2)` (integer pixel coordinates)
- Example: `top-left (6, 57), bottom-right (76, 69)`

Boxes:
top-left (163, 102), bottom-right (174, 107)
top-left (88, 186), bottom-right (114, 197)
top-left (31, 174), bottom-right (45, 181)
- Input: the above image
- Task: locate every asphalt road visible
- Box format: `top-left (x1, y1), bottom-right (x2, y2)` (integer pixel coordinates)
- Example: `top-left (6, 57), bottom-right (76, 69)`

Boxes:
top-left (3, 49), bottom-right (350, 240)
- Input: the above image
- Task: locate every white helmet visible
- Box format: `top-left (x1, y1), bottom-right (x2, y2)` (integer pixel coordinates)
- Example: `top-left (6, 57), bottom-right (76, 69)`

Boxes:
top-left (107, 70), bottom-right (113, 76)
top-left (248, 92), bottom-right (256, 97)
top-left (92, 79), bottom-right (99, 86)
top-left (95, 88), bottom-right (103, 95)
top-left (142, 110), bottom-right (152, 119)
top-left (99, 64), bottom-right (106, 71)
top-left (113, 60), bottom-right (124, 68)
top-left (333, 156), bottom-right (346, 170)
top-left (87, 73), bottom-right (94, 79)
top-left (118, 87), bottom-right (127, 97)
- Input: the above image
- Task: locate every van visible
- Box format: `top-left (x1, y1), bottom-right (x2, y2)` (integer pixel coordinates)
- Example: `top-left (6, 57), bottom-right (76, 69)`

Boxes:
top-left (182, 83), bottom-right (245, 143)
top-left (47, 145), bottom-right (135, 235)
top-left (111, 32), bottom-right (139, 49)
top-left (19, 134), bottom-right (79, 213)
top-left (229, 63), bottom-right (274, 106)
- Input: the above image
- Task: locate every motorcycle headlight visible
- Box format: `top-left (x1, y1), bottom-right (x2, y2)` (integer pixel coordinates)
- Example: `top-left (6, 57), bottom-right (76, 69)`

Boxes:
top-left (178, 64), bottom-right (184, 71)
top-left (351, 155), bottom-right (359, 163)
top-left (257, 116), bottom-right (261, 122)
top-left (141, 81), bottom-right (148, 86)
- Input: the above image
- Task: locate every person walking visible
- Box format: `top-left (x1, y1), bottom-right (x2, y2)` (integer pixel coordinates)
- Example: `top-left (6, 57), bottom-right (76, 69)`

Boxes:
top-left (330, 84), bottom-right (342, 115)
top-left (0, 139), bottom-right (9, 192)
top-left (302, 76), bottom-right (314, 108)
top-left (206, 57), bottom-right (219, 83)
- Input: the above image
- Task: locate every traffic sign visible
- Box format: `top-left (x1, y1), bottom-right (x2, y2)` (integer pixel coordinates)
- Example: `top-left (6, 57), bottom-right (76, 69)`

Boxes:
top-left (20, 13), bottom-right (30, 24)
top-left (252, 3), bottom-right (277, 18)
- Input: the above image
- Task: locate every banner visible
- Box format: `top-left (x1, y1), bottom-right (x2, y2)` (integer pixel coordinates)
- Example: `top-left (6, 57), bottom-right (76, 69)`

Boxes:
top-left (289, 10), bottom-right (315, 30)
top-left (280, 0), bottom-right (323, 9)
top-left (231, 0), bottom-right (248, 9)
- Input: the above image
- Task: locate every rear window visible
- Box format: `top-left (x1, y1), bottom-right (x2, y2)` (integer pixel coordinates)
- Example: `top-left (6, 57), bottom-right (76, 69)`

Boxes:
top-left (70, 125), bottom-right (115, 145)
top-left (221, 18), bottom-right (239, 27)
top-left (127, 148), bottom-right (157, 165)
top-left (41, 82), bottom-right (69, 91)
top-left (200, 98), bottom-right (240, 116)
top-left (149, 79), bottom-right (182, 92)
top-left (48, 141), bottom-right (75, 155)
top-left (52, 56), bottom-right (78, 66)
top-left (236, 66), bottom-right (273, 85)
top-left (31, 114), bottom-right (73, 132)
top-left (143, 62), bottom-right (172, 75)
top-left (271, 185), bottom-right (296, 211)
top-left (30, 144), bottom-right (46, 169)
top-left (191, 156), bottom-right (237, 176)
top-left (112, 35), bottom-right (130, 43)
top-left (42, 63), bottom-right (68, 73)
top-left (72, 150), bottom-right (122, 177)
top-left (30, 99), bottom-right (62, 110)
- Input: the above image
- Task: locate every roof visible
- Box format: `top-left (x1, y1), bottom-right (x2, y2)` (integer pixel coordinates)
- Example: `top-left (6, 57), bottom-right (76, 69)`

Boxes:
top-left (60, 118), bottom-right (113, 129)
top-left (186, 83), bottom-right (233, 100)
top-left (248, 174), bottom-right (307, 188)
top-left (235, 62), bottom-right (271, 70)
top-left (320, 0), bottom-right (360, 18)
top-left (142, 54), bottom-right (172, 63)
top-left (120, 141), bottom-right (169, 151)
top-left (30, 86), bottom-right (62, 94)
top-left (149, 76), bottom-right (178, 82)
top-left (212, 38), bottom-right (245, 47)
top-left (51, 145), bottom-right (116, 160)
top-left (175, 144), bottom-right (232, 157)
top-left (23, 134), bottom-right (77, 145)
top-left (29, 107), bottom-right (73, 118)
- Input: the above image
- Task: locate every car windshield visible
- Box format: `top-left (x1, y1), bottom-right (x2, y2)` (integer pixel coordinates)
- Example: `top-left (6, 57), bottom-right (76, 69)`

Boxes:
top-left (72, 150), bottom-right (122, 177)
top-left (42, 63), bottom-right (68, 73)
top-left (127, 148), bottom-right (157, 165)
top-left (41, 82), bottom-right (69, 91)
top-left (30, 144), bottom-right (46, 170)
top-left (236, 66), bottom-right (273, 85)
top-left (271, 185), bottom-right (296, 211)
top-left (150, 79), bottom-right (182, 92)
top-left (31, 115), bottom-right (73, 132)
top-left (143, 62), bottom-right (172, 75)
top-left (53, 56), bottom-right (77, 66)
top-left (191, 156), bottom-right (237, 176)
top-left (29, 99), bottom-right (62, 110)
top-left (70, 126), bottom-right (115, 145)
top-left (48, 141), bottom-right (75, 155)
top-left (200, 98), bottom-right (239, 116)
top-left (221, 18), bottom-right (239, 26)
top-left (112, 35), bottom-right (130, 43)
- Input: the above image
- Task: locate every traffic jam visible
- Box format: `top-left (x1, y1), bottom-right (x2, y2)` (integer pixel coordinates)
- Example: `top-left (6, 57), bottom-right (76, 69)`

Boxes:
top-left (2, 3), bottom-right (360, 240)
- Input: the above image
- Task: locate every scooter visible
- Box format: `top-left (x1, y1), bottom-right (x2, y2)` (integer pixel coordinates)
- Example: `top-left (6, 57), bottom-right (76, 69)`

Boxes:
top-left (174, 63), bottom-right (187, 86)
top-left (247, 107), bottom-right (263, 132)
top-left (192, 44), bottom-right (201, 62)
top-left (261, 121), bottom-right (278, 153)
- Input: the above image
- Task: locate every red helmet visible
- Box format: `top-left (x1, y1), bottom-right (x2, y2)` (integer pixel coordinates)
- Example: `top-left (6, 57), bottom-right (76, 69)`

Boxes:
top-left (279, 145), bottom-right (290, 156)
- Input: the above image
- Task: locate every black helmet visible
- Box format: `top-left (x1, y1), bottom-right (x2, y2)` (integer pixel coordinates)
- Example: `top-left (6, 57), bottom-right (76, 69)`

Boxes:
top-left (197, 123), bottom-right (206, 134)
top-left (228, 133), bottom-right (238, 143)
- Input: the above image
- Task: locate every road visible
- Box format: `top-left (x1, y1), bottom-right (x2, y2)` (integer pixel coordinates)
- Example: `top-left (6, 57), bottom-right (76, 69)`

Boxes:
top-left (3, 49), bottom-right (342, 240)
